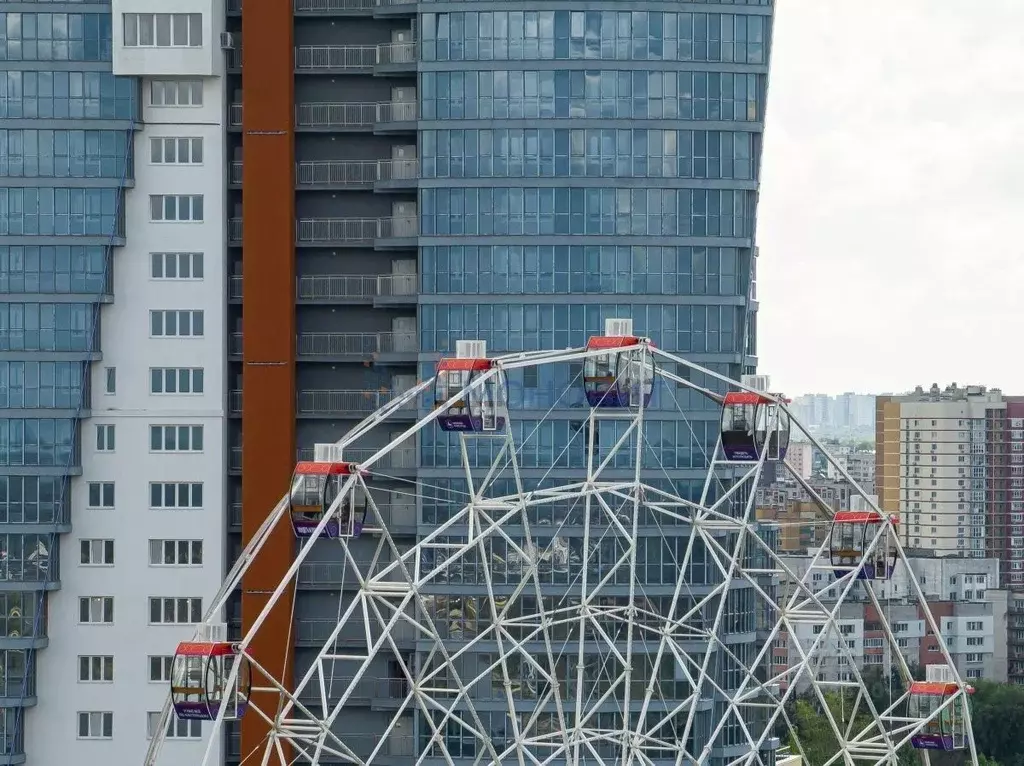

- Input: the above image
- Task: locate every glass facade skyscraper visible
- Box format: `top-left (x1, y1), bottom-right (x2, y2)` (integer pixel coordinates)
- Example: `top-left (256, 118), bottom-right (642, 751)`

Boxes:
top-left (411, 2), bottom-right (773, 763)
top-left (0, 3), bottom-right (136, 760)
top-left (226, 0), bottom-right (773, 763)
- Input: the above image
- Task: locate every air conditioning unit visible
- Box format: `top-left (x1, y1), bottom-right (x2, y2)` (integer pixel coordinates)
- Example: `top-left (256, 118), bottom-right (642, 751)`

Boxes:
top-left (314, 443), bottom-right (343, 463)
top-left (456, 340), bottom-right (486, 359)
top-left (220, 32), bottom-right (235, 50)
top-left (605, 317), bottom-right (633, 337)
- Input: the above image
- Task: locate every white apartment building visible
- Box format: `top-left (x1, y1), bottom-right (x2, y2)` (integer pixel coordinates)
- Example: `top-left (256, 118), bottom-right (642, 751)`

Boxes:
top-left (23, 5), bottom-right (229, 762)
top-left (777, 555), bottom-right (1008, 686)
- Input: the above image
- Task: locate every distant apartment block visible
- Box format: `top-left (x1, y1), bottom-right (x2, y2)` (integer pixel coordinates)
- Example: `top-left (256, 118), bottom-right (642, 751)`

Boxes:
top-left (876, 383), bottom-right (1024, 586)
top-left (774, 554), bottom-right (1008, 688)
top-left (785, 442), bottom-right (814, 480)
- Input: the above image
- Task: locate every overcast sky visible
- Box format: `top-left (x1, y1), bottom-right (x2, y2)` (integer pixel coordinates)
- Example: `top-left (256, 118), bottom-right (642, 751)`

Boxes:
top-left (757, 0), bottom-right (1024, 395)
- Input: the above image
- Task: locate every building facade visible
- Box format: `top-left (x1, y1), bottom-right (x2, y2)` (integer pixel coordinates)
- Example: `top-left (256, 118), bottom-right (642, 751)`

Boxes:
top-left (0, 1), bottom-right (228, 762)
top-left (876, 383), bottom-right (1024, 586)
top-left (226, 0), bottom-right (774, 764)
top-left (776, 555), bottom-right (1009, 688)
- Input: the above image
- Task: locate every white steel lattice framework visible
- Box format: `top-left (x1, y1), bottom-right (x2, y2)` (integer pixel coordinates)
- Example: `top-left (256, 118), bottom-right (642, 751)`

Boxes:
top-left (144, 338), bottom-right (980, 766)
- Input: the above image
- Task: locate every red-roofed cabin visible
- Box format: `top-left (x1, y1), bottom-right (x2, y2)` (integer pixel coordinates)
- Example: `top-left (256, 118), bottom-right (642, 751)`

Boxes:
top-left (829, 509), bottom-right (899, 580)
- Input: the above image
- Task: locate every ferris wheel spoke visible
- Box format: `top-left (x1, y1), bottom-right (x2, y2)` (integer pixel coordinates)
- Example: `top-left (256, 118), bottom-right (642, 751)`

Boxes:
top-left (146, 323), bottom-right (980, 766)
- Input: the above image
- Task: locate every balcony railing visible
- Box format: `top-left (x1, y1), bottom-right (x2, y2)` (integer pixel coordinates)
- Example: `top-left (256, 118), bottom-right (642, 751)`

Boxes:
top-left (228, 273), bottom-right (415, 300)
top-left (296, 331), bottom-right (417, 356)
top-left (297, 389), bottom-right (413, 414)
top-left (233, 101), bottom-right (416, 129)
top-left (228, 217), bottom-right (242, 241)
top-left (296, 159), bottom-right (376, 186)
top-left (296, 215), bottom-right (417, 243)
top-left (376, 100), bottom-right (417, 123)
top-left (296, 446), bottom-right (417, 468)
top-left (295, 44), bottom-right (377, 70)
top-left (378, 41), bottom-right (417, 65)
top-left (296, 0), bottom-right (375, 10)
top-left (296, 101), bottom-right (376, 128)
top-left (232, 158), bottom-right (418, 187)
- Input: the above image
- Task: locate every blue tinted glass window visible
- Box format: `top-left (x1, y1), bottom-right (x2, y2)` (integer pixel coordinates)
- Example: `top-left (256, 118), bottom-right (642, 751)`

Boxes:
top-left (420, 71), bottom-right (762, 122)
top-left (0, 71), bottom-right (136, 120)
top-left (421, 128), bottom-right (758, 180)
top-left (0, 245), bottom-right (108, 293)
top-left (0, 534), bottom-right (56, 582)
top-left (418, 303), bottom-right (741, 355)
top-left (420, 187), bottom-right (756, 237)
top-left (0, 130), bottom-right (129, 178)
top-left (0, 476), bottom-right (64, 524)
top-left (0, 188), bottom-right (123, 236)
top-left (0, 13), bottom-right (114, 61)
top-left (0, 303), bottom-right (94, 351)
top-left (0, 418), bottom-right (76, 467)
top-left (421, 11), bottom-right (766, 65)
top-left (0, 362), bottom-right (84, 408)
top-left (420, 245), bottom-right (743, 296)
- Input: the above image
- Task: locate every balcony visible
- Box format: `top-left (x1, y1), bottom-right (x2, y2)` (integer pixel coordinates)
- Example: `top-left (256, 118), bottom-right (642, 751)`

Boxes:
top-left (295, 45), bottom-right (376, 72)
top-left (228, 217), bottom-right (242, 243)
top-left (233, 101), bottom-right (417, 133)
top-left (373, 0), bottom-right (418, 17)
top-left (296, 330), bottom-right (418, 361)
top-left (296, 215), bottom-right (417, 247)
top-left (230, 158), bottom-right (417, 191)
top-left (297, 389), bottom-right (416, 417)
top-left (228, 273), bottom-right (415, 306)
top-left (297, 445), bottom-right (417, 470)
top-left (374, 100), bottom-right (417, 132)
top-left (376, 41), bottom-right (417, 74)
top-left (229, 388), bottom-right (416, 418)
top-left (296, 0), bottom-right (376, 14)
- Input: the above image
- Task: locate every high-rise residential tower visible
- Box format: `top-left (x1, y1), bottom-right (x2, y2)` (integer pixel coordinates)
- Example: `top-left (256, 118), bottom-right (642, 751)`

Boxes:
top-left (228, 1), bottom-right (773, 765)
top-left (1, 1), bottom-right (228, 762)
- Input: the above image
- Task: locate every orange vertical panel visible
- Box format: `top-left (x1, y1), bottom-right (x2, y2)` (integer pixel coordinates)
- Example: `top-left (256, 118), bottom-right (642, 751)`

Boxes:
top-left (240, 0), bottom-right (296, 759)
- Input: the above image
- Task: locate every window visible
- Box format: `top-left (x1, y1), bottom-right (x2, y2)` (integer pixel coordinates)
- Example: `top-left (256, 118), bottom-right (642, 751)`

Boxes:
top-left (149, 539), bottom-right (203, 566)
top-left (87, 482), bottom-right (114, 508)
top-left (79, 596), bottom-right (114, 624)
top-left (78, 656), bottom-right (114, 682)
top-left (149, 425), bottom-right (203, 452)
top-left (123, 13), bottom-right (202, 47)
top-left (77, 711), bottom-right (113, 739)
top-left (147, 711), bottom-right (201, 739)
top-left (148, 655), bottom-right (173, 683)
top-left (148, 597), bottom-right (202, 625)
top-left (150, 310), bottom-right (204, 337)
top-left (151, 252), bottom-right (204, 279)
top-left (95, 424), bottom-right (115, 452)
top-left (150, 79), bottom-right (203, 107)
top-left (149, 482), bottom-right (203, 509)
top-left (150, 367), bottom-right (204, 394)
top-left (149, 194), bottom-right (204, 222)
top-left (104, 366), bottom-right (116, 394)
top-left (80, 539), bottom-right (114, 566)
top-left (149, 137), bottom-right (203, 165)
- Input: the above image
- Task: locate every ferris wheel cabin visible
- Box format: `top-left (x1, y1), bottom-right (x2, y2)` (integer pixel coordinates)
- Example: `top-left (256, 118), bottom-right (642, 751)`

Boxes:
top-left (288, 449), bottom-right (369, 539)
top-left (583, 318), bottom-right (656, 409)
top-left (170, 640), bottom-right (251, 721)
top-left (434, 340), bottom-right (507, 432)
top-left (909, 665), bottom-right (974, 751)
top-left (829, 510), bottom-right (899, 580)
top-left (719, 380), bottom-right (791, 461)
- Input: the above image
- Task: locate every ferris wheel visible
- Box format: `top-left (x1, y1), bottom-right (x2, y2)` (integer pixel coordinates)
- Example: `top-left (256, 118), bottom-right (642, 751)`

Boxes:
top-left (144, 319), bottom-right (980, 766)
